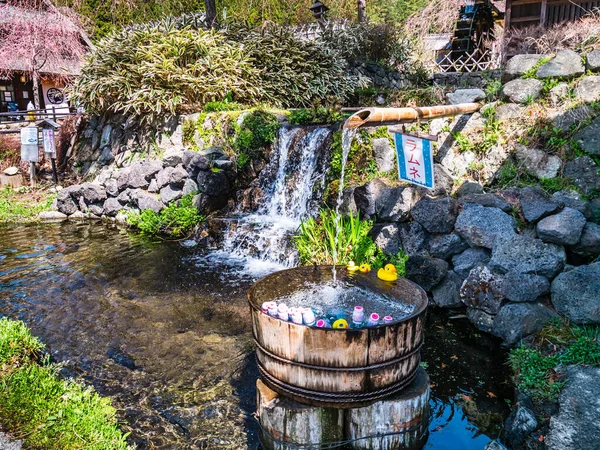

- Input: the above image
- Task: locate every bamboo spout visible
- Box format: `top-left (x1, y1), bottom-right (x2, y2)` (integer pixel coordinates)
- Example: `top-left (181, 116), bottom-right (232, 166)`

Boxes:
top-left (343, 103), bottom-right (482, 129)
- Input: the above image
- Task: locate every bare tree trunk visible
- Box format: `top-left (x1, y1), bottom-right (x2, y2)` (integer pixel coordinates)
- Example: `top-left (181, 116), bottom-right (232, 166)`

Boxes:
top-left (357, 0), bottom-right (367, 22)
top-left (32, 73), bottom-right (41, 110)
top-left (204, 0), bottom-right (217, 28)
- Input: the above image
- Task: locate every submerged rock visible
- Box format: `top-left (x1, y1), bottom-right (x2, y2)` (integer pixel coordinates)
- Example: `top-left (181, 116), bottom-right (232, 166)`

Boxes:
top-left (107, 345), bottom-right (141, 371)
top-left (504, 402), bottom-right (539, 447)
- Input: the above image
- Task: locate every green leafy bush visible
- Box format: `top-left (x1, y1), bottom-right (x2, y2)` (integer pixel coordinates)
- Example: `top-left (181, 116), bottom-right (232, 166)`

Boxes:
top-left (72, 20), bottom-right (358, 121)
top-left (127, 193), bottom-right (203, 237)
top-left (234, 110), bottom-right (280, 167)
top-left (294, 210), bottom-right (408, 275)
top-left (0, 318), bottom-right (128, 450)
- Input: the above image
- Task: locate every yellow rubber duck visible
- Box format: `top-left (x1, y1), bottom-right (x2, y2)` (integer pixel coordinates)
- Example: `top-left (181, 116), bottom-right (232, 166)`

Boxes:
top-left (346, 261), bottom-right (360, 272)
top-left (377, 264), bottom-right (398, 282)
top-left (332, 318), bottom-right (349, 329)
top-left (358, 263), bottom-right (371, 273)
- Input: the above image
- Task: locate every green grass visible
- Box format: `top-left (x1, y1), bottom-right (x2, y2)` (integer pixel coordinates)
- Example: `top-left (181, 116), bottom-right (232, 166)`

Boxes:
top-left (288, 107), bottom-right (344, 125)
top-left (126, 193), bottom-right (204, 237)
top-left (509, 319), bottom-right (600, 401)
top-left (0, 318), bottom-right (128, 450)
top-left (0, 187), bottom-right (56, 223)
top-left (293, 209), bottom-right (408, 275)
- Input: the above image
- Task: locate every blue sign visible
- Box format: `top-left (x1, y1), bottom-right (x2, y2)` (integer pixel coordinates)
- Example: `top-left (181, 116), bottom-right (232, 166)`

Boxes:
top-left (394, 132), bottom-right (435, 190)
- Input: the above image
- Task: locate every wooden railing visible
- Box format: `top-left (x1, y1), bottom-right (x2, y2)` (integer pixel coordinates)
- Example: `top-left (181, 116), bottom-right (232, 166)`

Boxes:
top-left (0, 106), bottom-right (77, 125)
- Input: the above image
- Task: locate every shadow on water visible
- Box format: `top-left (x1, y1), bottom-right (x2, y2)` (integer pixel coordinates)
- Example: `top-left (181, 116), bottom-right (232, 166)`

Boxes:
top-left (0, 222), bottom-right (510, 450)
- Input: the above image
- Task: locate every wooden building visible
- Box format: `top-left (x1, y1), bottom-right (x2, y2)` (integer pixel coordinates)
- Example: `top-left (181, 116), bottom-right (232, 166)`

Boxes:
top-left (505, 0), bottom-right (600, 28)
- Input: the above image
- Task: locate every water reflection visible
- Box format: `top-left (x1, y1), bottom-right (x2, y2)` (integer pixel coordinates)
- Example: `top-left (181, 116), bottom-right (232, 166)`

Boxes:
top-left (0, 223), bottom-right (510, 450)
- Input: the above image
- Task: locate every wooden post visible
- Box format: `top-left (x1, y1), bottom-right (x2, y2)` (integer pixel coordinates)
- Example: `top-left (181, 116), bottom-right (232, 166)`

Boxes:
top-left (505, 0), bottom-right (512, 29)
top-left (357, 0), bottom-right (367, 23)
top-left (51, 158), bottom-right (58, 184)
top-left (345, 368), bottom-right (430, 450)
top-left (29, 162), bottom-right (35, 188)
top-left (540, 0), bottom-right (548, 26)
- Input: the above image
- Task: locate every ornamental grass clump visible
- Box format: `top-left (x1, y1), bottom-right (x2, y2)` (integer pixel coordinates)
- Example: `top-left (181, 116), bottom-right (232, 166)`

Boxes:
top-left (71, 23), bottom-right (262, 121)
top-left (0, 318), bottom-right (128, 450)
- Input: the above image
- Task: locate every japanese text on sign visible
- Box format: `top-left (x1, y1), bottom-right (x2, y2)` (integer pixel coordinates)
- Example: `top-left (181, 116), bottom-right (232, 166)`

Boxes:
top-left (394, 132), bottom-right (435, 190)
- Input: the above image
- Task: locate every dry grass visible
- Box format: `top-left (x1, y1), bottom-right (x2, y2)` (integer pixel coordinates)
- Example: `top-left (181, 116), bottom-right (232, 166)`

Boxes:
top-left (504, 10), bottom-right (600, 55)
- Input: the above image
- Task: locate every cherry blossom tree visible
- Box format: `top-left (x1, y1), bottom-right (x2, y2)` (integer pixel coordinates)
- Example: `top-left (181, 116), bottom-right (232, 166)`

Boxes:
top-left (0, 0), bottom-right (89, 109)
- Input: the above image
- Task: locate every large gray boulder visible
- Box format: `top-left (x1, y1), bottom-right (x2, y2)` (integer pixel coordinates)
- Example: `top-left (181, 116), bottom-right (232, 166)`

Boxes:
top-left (502, 79), bottom-right (543, 104)
top-left (458, 193), bottom-right (512, 212)
top-left (398, 222), bottom-right (429, 256)
top-left (56, 188), bottom-right (79, 215)
top-left (127, 161), bottom-right (163, 189)
top-left (546, 366), bottom-right (600, 450)
top-left (514, 144), bottom-right (562, 179)
top-left (565, 157), bottom-right (600, 195)
top-left (551, 263), bottom-right (600, 324)
top-left (431, 271), bottom-right (464, 309)
top-left (536, 208), bottom-right (586, 245)
top-left (460, 265), bottom-right (505, 314)
top-left (377, 187), bottom-right (419, 222)
top-left (456, 181), bottom-right (483, 197)
top-left (0, 433), bottom-right (22, 450)
top-left (452, 247), bottom-right (490, 278)
top-left (135, 192), bottom-right (164, 213)
top-left (102, 198), bottom-right (124, 217)
top-left (551, 105), bottom-right (595, 133)
top-left (552, 190), bottom-right (590, 218)
top-left (162, 147), bottom-right (184, 167)
top-left (369, 223), bottom-right (400, 256)
top-left (587, 50), bottom-right (600, 72)
top-left (353, 178), bottom-right (389, 219)
top-left (428, 233), bottom-right (468, 260)
top-left (576, 75), bottom-right (600, 103)
top-left (405, 256), bottom-right (448, 291)
top-left (572, 116), bottom-right (600, 155)
top-left (182, 178), bottom-right (199, 197)
top-left (467, 307), bottom-right (495, 334)
top-left (570, 222), bottom-right (600, 258)
top-left (411, 196), bottom-right (458, 233)
top-left (80, 183), bottom-right (107, 204)
top-left (372, 137), bottom-right (395, 173)
top-left (155, 165), bottom-right (188, 190)
top-left (490, 234), bottom-right (566, 279)
top-left (492, 302), bottom-right (558, 346)
top-left (455, 204), bottom-right (517, 248)
top-left (536, 50), bottom-right (585, 79)
top-left (104, 178), bottom-right (119, 197)
top-left (499, 271), bottom-right (550, 303)
top-left (503, 54), bottom-right (548, 81)
top-left (446, 88), bottom-right (485, 104)
top-left (196, 170), bottom-right (230, 197)
top-left (160, 184), bottom-right (183, 204)
top-left (519, 186), bottom-right (560, 223)
top-left (184, 153), bottom-right (210, 178)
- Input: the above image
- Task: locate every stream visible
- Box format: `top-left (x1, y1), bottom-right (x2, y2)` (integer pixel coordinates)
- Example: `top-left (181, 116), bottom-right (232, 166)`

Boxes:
top-left (0, 222), bottom-right (512, 450)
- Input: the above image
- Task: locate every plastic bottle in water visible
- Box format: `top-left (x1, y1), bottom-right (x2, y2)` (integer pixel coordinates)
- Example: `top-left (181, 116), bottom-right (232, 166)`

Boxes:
top-left (290, 308), bottom-right (304, 325)
top-left (302, 308), bottom-right (316, 326)
top-left (267, 303), bottom-right (279, 317)
top-left (383, 316), bottom-right (394, 324)
top-left (278, 304), bottom-right (289, 321)
top-left (316, 318), bottom-right (332, 328)
top-left (351, 305), bottom-right (365, 329)
top-left (366, 313), bottom-right (380, 327)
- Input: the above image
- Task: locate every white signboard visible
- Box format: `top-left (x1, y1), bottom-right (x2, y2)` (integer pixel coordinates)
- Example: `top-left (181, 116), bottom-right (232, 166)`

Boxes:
top-left (43, 129), bottom-right (56, 157)
top-left (20, 127), bottom-right (39, 162)
top-left (21, 127), bottom-right (38, 145)
top-left (394, 132), bottom-right (436, 190)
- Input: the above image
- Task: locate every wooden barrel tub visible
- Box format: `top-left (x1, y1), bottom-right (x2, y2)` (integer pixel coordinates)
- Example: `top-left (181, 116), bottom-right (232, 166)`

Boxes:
top-left (248, 265), bottom-right (428, 408)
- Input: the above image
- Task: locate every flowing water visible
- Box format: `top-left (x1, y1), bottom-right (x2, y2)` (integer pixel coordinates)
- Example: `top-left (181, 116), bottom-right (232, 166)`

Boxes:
top-left (0, 222), bottom-right (511, 450)
top-left (203, 126), bottom-right (332, 277)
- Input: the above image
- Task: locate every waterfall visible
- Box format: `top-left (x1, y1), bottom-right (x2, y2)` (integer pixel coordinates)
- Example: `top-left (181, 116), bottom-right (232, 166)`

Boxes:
top-left (203, 126), bottom-right (332, 277)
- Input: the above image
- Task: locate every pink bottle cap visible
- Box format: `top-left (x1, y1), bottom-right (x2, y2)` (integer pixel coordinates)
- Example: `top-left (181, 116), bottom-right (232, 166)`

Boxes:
top-left (316, 319), bottom-right (327, 328)
top-left (370, 313), bottom-right (380, 321)
top-left (352, 306), bottom-right (365, 323)
top-left (383, 316), bottom-right (393, 323)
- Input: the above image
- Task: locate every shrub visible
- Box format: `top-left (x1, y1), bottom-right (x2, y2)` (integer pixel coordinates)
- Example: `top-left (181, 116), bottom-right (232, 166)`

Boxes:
top-left (126, 193), bottom-right (203, 237)
top-left (71, 24), bottom-right (263, 121)
top-left (0, 318), bottom-right (128, 450)
top-left (234, 110), bottom-right (280, 167)
top-left (294, 210), bottom-right (408, 275)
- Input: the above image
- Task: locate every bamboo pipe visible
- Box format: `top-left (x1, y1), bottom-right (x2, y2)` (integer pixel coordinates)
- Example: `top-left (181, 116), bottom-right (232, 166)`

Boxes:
top-left (343, 103), bottom-right (482, 129)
